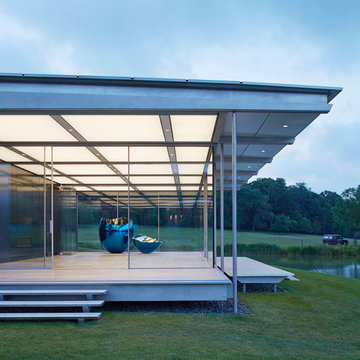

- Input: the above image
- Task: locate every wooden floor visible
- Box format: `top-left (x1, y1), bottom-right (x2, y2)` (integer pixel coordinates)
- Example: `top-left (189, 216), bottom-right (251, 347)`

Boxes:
top-left (0, 252), bottom-right (228, 283)
top-left (0, 252), bottom-right (231, 301)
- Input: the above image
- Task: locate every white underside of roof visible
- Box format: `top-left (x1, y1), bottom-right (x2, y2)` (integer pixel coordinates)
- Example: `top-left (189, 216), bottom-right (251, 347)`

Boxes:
top-left (0, 76), bottom-right (339, 208)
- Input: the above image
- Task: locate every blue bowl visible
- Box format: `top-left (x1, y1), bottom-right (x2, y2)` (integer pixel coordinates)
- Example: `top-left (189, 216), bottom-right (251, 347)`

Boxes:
top-left (133, 236), bottom-right (162, 254)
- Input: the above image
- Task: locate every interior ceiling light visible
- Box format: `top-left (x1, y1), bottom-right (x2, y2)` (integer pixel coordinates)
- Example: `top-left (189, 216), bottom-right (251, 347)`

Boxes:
top-left (282, 124), bottom-right (289, 128)
top-left (261, 150), bottom-right (266, 153)
top-left (247, 165), bottom-right (251, 168)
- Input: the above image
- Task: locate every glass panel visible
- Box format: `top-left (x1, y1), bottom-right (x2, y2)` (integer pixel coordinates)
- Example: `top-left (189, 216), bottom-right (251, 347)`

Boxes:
top-left (0, 147), bottom-right (31, 162)
top-left (126, 147), bottom-right (169, 162)
top-left (126, 176), bottom-right (175, 185)
top-left (72, 176), bottom-right (127, 185)
top-left (129, 164), bottom-right (173, 175)
top-left (0, 115), bottom-right (75, 141)
top-left (0, 151), bottom-right (49, 268)
top-left (178, 164), bottom-right (205, 175)
top-left (206, 172), bottom-right (214, 266)
top-left (16, 147), bottom-right (99, 162)
top-left (171, 115), bottom-right (217, 141)
top-left (64, 115), bottom-right (165, 142)
top-left (55, 164), bottom-right (116, 175)
top-left (76, 147), bottom-right (129, 269)
top-left (59, 188), bottom-right (77, 254)
top-left (129, 146), bottom-right (208, 269)
top-left (176, 147), bottom-right (210, 162)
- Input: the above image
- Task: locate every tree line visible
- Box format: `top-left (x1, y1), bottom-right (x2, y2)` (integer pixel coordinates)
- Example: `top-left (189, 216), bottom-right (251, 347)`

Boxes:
top-left (78, 177), bottom-right (360, 242)
top-left (221, 178), bottom-right (360, 242)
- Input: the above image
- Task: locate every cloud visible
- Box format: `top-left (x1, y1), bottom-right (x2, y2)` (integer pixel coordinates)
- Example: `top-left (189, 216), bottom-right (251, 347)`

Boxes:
top-left (0, 10), bottom-right (42, 44)
top-left (0, 7), bottom-right (82, 74)
top-left (0, 2), bottom-right (358, 194)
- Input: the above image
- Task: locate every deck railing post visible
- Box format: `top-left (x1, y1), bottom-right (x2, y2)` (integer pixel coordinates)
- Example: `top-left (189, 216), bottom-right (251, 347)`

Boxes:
top-left (232, 111), bottom-right (238, 313)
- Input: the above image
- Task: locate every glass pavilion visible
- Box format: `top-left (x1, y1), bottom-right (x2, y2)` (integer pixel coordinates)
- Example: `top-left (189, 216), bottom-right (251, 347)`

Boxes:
top-left (0, 74), bottom-right (341, 312)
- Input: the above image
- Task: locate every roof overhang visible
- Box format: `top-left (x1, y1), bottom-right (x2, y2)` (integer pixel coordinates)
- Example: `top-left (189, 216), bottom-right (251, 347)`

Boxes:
top-left (0, 73), bottom-right (342, 207)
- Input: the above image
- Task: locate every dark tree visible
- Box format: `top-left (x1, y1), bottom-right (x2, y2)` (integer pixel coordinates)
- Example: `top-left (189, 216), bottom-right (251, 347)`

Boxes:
top-left (333, 186), bottom-right (360, 244)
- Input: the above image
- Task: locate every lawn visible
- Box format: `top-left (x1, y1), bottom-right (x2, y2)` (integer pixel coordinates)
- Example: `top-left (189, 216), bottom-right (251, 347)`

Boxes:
top-left (78, 224), bottom-right (326, 252)
top-left (1, 269), bottom-right (359, 359)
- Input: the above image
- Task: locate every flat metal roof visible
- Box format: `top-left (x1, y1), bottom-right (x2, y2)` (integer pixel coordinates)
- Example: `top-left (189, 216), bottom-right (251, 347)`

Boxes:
top-left (0, 73), bottom-right (342, 102)
top-left (0, 73), bottom-right (342, 206)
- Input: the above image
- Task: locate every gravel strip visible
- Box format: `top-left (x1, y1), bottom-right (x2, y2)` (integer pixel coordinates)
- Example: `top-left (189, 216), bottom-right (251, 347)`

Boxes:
top-left (103, 299), bottom-right (250, 314)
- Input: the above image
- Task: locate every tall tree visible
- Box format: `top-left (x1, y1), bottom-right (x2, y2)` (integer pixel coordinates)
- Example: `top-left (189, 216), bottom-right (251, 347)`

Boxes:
top-left (333, 186), bottom-right (360, 244)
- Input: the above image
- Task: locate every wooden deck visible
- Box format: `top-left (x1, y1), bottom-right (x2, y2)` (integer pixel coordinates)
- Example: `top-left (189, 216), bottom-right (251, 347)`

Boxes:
top-left (0, 253), bottom-right (293, 301)
top-left (0, 252), bottom-right (232, 301)
top-left (218, 256), bottom-right (294, 284)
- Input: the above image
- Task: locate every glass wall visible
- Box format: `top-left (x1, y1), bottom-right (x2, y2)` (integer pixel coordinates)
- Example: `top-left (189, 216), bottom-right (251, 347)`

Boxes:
top-left (0, 162), bottom-right (51, 268)
top-left (59, 188), bottom-right (77, 254)
top-left (128, 146), bottom-right (213, 269)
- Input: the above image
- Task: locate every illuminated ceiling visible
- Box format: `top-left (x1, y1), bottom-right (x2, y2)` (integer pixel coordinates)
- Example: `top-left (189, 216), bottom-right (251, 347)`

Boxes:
top-left (0, 73), bottom-right (342, 209)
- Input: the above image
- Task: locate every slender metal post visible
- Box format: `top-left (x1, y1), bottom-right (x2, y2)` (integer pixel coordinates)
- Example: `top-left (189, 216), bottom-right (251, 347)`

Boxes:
top-left (51, 146), bottom-right (54, 269)
top-left (232, 111), bottom-right (238, 313)
top-left (116, 192), bottom-right (119, 218)
top-left (213, 146), bottom-right (216, 267)
top-left (204, 176), bottom-right (208, 258)
top-left (127, 146), bottom-right (130, 269)
top-left (43, 146), bottom-right (46, 268)
top-left (76, 192), bottom-right (78, 252)
top-left (220, 143), bottom-right (224, 272)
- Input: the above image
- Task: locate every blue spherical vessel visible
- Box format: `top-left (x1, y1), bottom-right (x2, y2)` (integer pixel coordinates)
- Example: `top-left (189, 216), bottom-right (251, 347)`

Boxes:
top-left (133, 235), bottom-right (162, 254)
top-left (99, 218), bottom-right (134, 253)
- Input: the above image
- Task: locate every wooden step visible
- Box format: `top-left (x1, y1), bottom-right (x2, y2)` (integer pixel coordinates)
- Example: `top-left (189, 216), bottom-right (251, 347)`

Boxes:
top-left (0, 300), bottom-right (104, 307)
top-left (0, 312), bottom-right (101, 323)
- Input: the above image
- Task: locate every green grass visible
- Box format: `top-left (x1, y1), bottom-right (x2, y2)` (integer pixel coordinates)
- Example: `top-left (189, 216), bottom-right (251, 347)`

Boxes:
top-left (78, 224), bottom-right (357, 255)
top-left (1, 270), bottom-right (359, 359)
top-left (78, 224), bottom-right (329, 252)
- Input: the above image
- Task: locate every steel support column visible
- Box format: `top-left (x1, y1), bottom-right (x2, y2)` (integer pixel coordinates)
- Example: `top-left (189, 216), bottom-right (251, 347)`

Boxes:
top-left (127, 146), bottom-right (130, 269)
top-left (213, 146), bottom-right (216, 267)
top-left (43, 146), bottom-right (46, 268)
top-left (50, 146), bottom-right (54, 269)
top-left (220, 143), bottom-right (224, 272)
top-left (232, 112), bottom-right (238, 313)
top-left (116, 192), bottom-right (119, 218)
top-left (204, 176), bottom-right (208, 258)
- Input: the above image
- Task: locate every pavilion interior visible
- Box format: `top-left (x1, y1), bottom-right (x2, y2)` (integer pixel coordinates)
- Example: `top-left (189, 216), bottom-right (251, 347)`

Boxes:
top-left (0, 111), bottom-right (322, 269)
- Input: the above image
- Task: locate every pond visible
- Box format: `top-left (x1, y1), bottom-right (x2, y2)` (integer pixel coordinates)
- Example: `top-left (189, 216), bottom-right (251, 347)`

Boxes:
top-left (251, 254), bottom-right (360, 280)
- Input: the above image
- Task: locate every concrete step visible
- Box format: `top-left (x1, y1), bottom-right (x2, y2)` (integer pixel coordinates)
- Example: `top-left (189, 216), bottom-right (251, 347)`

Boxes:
top-left (0, 300), bottom-right (104, 308)
top-left (0, 312), bottom-right (102, 323)
top-left (0, 289), bottom-right (107, 296)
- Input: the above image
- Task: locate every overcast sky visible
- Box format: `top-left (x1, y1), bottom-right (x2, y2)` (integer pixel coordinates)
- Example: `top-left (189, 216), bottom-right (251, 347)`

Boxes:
top-left (0, 0), bottom-right (359, 194)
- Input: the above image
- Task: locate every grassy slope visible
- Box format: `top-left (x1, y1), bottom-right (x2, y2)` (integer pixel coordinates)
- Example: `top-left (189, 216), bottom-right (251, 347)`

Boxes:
top-left (1, 270), bottom-right (359, 360)
top-left (78, 224), bottom-right (326, 251)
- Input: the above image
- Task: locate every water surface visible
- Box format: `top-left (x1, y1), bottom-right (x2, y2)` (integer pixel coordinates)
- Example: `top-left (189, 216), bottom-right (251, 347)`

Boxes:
top-left (251, 254), bottom-right (360, 280)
